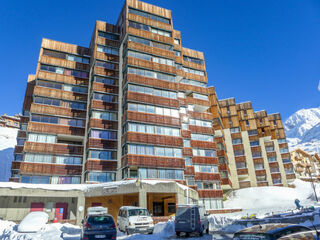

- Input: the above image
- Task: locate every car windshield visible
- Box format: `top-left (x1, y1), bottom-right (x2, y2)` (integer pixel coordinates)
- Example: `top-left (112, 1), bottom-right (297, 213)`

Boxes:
top-left (234, 233), bottom-right (271, 240)
top-left (128, 209), bottom-right (149, 216)
top-left (176, 207), bottom-right (191, 219)
top-left (87, 216), bottom-right (114, 225)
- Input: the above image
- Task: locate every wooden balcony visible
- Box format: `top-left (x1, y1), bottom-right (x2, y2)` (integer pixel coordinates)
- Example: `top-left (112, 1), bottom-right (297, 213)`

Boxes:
top-left (123, 132), bottom-right (183, 147)
top-left (24, 142), bottom-right (83, 155)
top-left (11, 161), bottom-right (21, 170)
top-left (257, 182), bottom-right (268, 187)
top-left (270, 172), bottom-right (281, 179)
top-left (122, 155), bottom-right (184, 169)
top-left (216, 149), bottom-right (227, 158)
top-left (188, 111), bottom-right (213, 121)
top-left (87, 138), bottom-right (117, 149)
top-left (17, 131), bottom-right (26, 138)
top-left (235, 156), bottom-right (246, 162)
top-left (267, 152), bottom-right (276, 158)
top-left (237, 168), bottom-right (249, 176)
top-left (94, 66), bottom-right (118, 78)
top-left (95, 50), bottom-right (119, 62)
top-left (253, 157), bottom-right (264, 164)
top-left (34, 86), bottom-right (87, 101)
top-left (127, 28), bottom-right (173, 46)
top-left (194, 172), bottom-right (221, 181)
top-left (239, 181), bottom-right (251, 188)
top-left (91, 100), bottom-right (118, 111)
top-left (19, 162), bottom-right (82, 175)
top-left (96, 36), bottom-right (120, 48)
top-left (37, 71), bottom-right (88, 86)
top-left (182, 148), bottom-right (192, 157)
top-left (221, 178), bottom-right (233, 187)
top-left (281, 153), bottom-right (291, 159)
top-left (126, 111), bottom-right (180, 127)
top-left (188, 125), bottom-right (213, 135)
top-left (279, 143), bottom-right (289, 149)
top-left (198, 190), bottom-right (223, 199)
top-left (30, 104), bottom-right (86, 118)
top-left (181, 130), bottom-right (191, 138)
top-left (251, 146), bottom-right (262, 152)
top-left (286, 173), bottom-right (296, 180)
top-left (231, 132), bottom-right (242, 139)
top-left (182, 72), bottom-right (207, 83)
top-left (85, 159), bottom-right (117, 171)
top-left (184, 166), bottom-right (195, 175)
top-left (128, 13), bottom-right (172, 32)
top-left (126, 91), bottom-right (179, 108)
top-left (269, 162), bottom-right (279, 168)
top-left (126, 74), bottom-right (178, 91)
top-left (14, 146), bottom-right (23, 154)
top-left (186, 96), bottom-right (210, 108)
top-left (127, 41), bottom-right (174, 59)
top-left (92, 82), bottom-right (119, 94)
top-left (255, 169), bottom-right (266, 176)
top-left (218, 163), bottom-right (229, 172)
top-left (39, 55), bottom-right (90, 72)
top-left (127, 57), bottom-right (176, 75)
top-left (182, 60), bottom-right (206, 72)
top-left (190, 140), bottom-right (215, 149)
top-left (178, 83), bottom-right (208, 95)
top-left (192, 156), bottom-right (218, 165)
top-left (28, 122), bottom-right (85, 136)
top-left (89, 119), bottom-right (118, 130)
top-left (233, 144), bottom-right (244, 151)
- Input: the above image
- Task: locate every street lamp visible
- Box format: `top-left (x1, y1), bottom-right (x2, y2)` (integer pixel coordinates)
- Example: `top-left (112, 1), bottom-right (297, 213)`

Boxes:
top-left (307, 165), bottom-right (318, 202)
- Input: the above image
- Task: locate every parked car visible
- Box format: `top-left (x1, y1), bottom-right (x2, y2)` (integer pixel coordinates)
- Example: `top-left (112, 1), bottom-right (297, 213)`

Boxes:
top-left (117, 206), bottom-right (154, 235)
top-left (18, 211), bottom-right (49, 233)
top-left (174, 204), bottom-right (209, 237)
top-left (233, 224), bottom-right (312, 240)
top-left (81, 207), bottom-right (117, 240)
top-left (278, 230), bottom-right (319, 240)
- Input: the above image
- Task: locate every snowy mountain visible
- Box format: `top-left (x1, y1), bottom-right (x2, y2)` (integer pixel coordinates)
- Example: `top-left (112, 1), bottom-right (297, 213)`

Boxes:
top-left (0, 127), bottom-right (18, 182)
top-left (285, 106), bottom-right (320, 153)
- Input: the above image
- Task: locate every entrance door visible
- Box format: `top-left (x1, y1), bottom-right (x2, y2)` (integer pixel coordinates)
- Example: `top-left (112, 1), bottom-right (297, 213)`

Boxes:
top-left (153, 202), bottom-right (164, 216)
top-left (55, 202), bottom-right (68, 220)
top-left (30, 202), bottom-right (44, 212)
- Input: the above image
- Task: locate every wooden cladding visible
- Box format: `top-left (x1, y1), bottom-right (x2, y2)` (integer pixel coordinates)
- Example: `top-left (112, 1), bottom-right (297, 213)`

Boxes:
top-left (95, 51), bottom-right (119, 62)
top-left (17, 131), bottom-right (27, 138)
top-left (239, 181), bottom-right (251, 188)
top-left (286, 173), bottom-right (296, 180)
top-left (184, 166), bottom-right (195, 175)
top-left (91, 100), bottom-right (118, 111)
top-left (269, 162), bottom-right (279, 168)
top-left (14, 146), bottom-right (23, 154)
top-left (127, 57), bottom-right (176, 75)
top-left (96, 37), bottom-right (120, 48)
top-left (89, 119), bottom-right (118, 130)
top-left (237, 168), bottom-right (249, 176)
top-left (182, 148), bottom-right (192, 157)
top-left (19, 162), bottom-right (82, 175)
top-left (192, 156), bottom-right (218, 165)
top-left (37, 71), bottom-right (88, 86)
top-left (87, 138), bottom-right (117, 149)
top-left (271, 173), bottom-right (281, 179)
top-left (221, 178), bottom-right (232, 187)
top-left (24, 142), bottom-right (83, 155)
top-left (251, 146), bottom-right (261, 152)
top-left (127, 27), bottom-right (173, 46)
top-left (179, 83), bottom-right (208, 95)
top-left (11, 161), bottom-right (21, 170)
top-left (85, 159), bottom-right (117, 171)
top-left (126, 74), bottom-right (178, 91)
top-left (96, 20), bottom-right (119, 34)
top-left (128, 13), bottom-right (172, 31)
top-left (39, 55), bottom-right (90, 72)
top-left (124, 132), bottom-right (183, 147)
top-left (127, 41), bottom-right (174, 59)
top-left (235, 156), bottom-right (246, 162)
top-left (198, 190), bottom-right (223, 199)
top-left (92, 82), bottom-right (119, 94)
top-left (231, 132), bottom-right (242, 139)
top-left (181, 130), bottom-right (191, 138)
top-left (28, 122), bottom-right (85, 136)
top-left (255, 169), bottom-right (266, 176)
top-left (257, 182), bottom-right (268, 187)
top-left (233, 144), bottom-right (244, 151)
top-left (126, 111), bottom-right (180, 126)
top-left (186, 96), bottom-right (210, 107)
top-left (189, 111), bottom-right (213, 121)
top-left (194, 172), bottom-right (221, 181)
top-left (94, 66), bottom-right (119, 78)
top-left (124, 155), bottom-right (184, 168)
top-left (190, 140), bottom-right (215, 149)
top-left (127, 91), bottom-right (179, 108)
top-left (30, 104), bottom-right (86, 118)
top-left (41, 38), bottom-right (90, 56)
top-left (188, 125), bottom-right (213, 135)
top-left (253, 157), bottom-right (264, 164)
top-left (34, 86), bottom-right (87, 102)
top-left (127, 0), bottom-right (172, 19)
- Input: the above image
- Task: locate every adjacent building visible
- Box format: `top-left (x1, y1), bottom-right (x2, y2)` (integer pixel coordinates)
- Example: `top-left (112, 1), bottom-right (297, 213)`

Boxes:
top-left (290, 149), bottom-right (320, 180)
top-left (0, 114), bottom-right (20, 129)
top-left (208, 87), bottom-right (295, 190)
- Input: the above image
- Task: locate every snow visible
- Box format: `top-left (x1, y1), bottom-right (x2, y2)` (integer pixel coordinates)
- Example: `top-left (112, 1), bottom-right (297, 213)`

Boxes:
top-left (18, 212), bottom-right (49, 233)
top-left (0, 126), bottom-right (18, 182)
top-left (285, 106), bottom-right (320, 153)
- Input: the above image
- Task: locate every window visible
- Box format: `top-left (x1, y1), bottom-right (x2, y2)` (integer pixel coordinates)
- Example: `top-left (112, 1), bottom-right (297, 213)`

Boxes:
top-left (183, 139), bottom-right (190, 147)
top-left (17, 139), bottom-right (25, 146)
top-left (21, 175), bottom-right (50, 184)
top-left (128, 50), bottom-right (174, 66)
top-left (278, 138), bottom-right (287, 144)
top-left (43, 49), bottom-right (89, 64)
top-left (189, 119), bottom-right (211, 127)
top-left (138, 168), bottom-right (183, 180)
top-left (128, 123), bottom-right (180, 137)
top-left (250, 141), bottom-right (259, 146)
top-left (180, 79), bottom-right (206, 87)
top-left (282, 158), bottom-right (291, 163)
top-left (128, 103), bottom-right (179, 118)
top-left (128, 36), bottom-right (173, 51)
top-left (236, 162), bottom-right (246, 169)
top-left (95, 76), bottom-right (118, 85)
top-left (56, 156), bottom-right (82, 165)
top-left (230, 127), bottom-right (240, 133)
top-left (185, 157), bottom-right (192, 166)
top-left (28, 133), bottom-right (56, 143)
top-left (63, 84), bottom-right (87, 93)
top-left (67, 54), bottom-right (90, 64)
top-left (248, 129), bottom-right (258, 136)
top-left (234, 150), bottom-right (244, 156)
top-left (272, 178), bottom-right (281, 184)
top-left (191, 133), bottom-right (213, 142)
top-left (37, 80), bottom-right (62, 90)
top-left (254, 163), bottom-right (264, 170)
top-left (194, 165), bottom-right (218, 173)
top-left (257, 175), bottom-right (266, 182)
top-left (128, 84), bottom-right (177, 99)
top-left (232, 138), bottom-right (242, 145)
top-left (128, 144), bottom-right (182, 158)
top-left (89, 150), bottom-right (117, 160)
top-left (192, 149), bottom-right (216, 157)
top-left (199, 199), bottom-right (223, 210)
top-left (88, 172), bottom-right (116, 183)
top-left (280, 148), bottom-right (289, 153)
top-left (183, 67), bottom-right (205, 76)
top-left (127, 67), bottom-right (175, 82)
top-left (92, 111), bottom-right (117, 121)
top-left (193, 93), bottom-right (209, 101)
top-left (128, 8), bottom-right (170, 24)
top-left (183, 56), bottom-right (203, 65)
top-left (252, 152), bottom-right (262, 158)
top-left (96, 61), bottom-right (117, 70)
top-left (270, 167), bottom-right (280, 173)
top-left (268, 157), bottom-right (277, 162)
top-left (25, 154), bottom-right (53, 164)
top-left (90, 130), bottom-right (117, 140)
top-left (174, 38), bottom-right (180, 45)
top-left (40, 64), bottom-right (88, 78)
top-left (98, 31), bottom-right (119, 40)
top-left (128, 21), bottom-right (171, 37)
top-left (97, 45), bottom-right (119, 56)
top-left (246, 120), bottom-right (249, 126)
top-left (174, 50), bottom-right (181, 57)
top-left (93, 93), bottom-right (118, 103)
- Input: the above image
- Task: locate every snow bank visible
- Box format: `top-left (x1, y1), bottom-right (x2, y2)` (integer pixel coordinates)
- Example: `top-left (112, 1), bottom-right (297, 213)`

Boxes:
top-left (18, 212), bottom-right (49, 233)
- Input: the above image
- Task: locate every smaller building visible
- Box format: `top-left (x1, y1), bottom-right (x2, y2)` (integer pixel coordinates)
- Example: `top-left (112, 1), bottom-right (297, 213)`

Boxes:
top-left (0, 180), bottom-right (198, 224)
top-left (291, 149), bottom-right (320, 181)
top-left (0, 114), bottom-right (20, 129)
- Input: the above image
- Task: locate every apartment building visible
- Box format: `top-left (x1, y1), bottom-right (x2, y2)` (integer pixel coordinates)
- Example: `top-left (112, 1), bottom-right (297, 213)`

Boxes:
top-left (290, 149), bottom-right (320, 180)
top-left (11, 0), bottom-right (223, 210)
top-left (0, 114), bottom-right (20, 129)
top-left (208, 88), bottom-right (295, 190)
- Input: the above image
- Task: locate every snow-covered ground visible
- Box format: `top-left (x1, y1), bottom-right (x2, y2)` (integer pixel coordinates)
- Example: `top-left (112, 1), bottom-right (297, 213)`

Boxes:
top-left (0, 126), bottom-right (18, 182)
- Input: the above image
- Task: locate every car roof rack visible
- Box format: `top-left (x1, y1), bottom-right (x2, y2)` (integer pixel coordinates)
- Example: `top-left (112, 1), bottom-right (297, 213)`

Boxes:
top-left (87, 206), bottom-right (108, 216)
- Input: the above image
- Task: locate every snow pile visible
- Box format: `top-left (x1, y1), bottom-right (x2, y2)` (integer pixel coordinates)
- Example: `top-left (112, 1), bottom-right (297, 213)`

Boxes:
top-left (18, 212), bottom-right (49, 233)
top-left (0, 126), bottom-right (18, 182)
top-left (285, 106), bottom-right (320, 153)
top-left (209, 179), bottom-right (320, 232)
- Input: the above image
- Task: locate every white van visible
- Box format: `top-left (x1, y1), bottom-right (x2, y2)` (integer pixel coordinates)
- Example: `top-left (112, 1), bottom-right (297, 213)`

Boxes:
top-left (117, 206), bottom-right (154, 235)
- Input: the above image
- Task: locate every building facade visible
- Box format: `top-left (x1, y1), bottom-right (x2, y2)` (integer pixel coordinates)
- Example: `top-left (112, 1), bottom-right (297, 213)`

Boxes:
top-left (290, 149), bottom-right (320, 180)
top-left (0, 114), bottom-right (20, 129)
top-left (208, 88), bottom-right (295, 190)
top-left (11, 0), bottom-right (223, 210)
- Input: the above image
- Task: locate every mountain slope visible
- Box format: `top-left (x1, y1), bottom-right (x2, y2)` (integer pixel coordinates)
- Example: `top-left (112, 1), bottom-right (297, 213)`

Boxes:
top-left (285, 106), bottom-right (320, 153)
top-left (0, 127), bottom-right (18, 182)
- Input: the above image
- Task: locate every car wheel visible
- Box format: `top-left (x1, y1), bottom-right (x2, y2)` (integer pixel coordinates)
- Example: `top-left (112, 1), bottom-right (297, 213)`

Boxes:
top-left (126, 229), bottom-right (130, 235)
top-left (199, 230), bottom-right (203, 236)
top-left (185, 232), bottom-right (190, 237)
top-left (206, 225), bottom-right (209, 234)
top-left (176, 231), bottom-right (180, 237)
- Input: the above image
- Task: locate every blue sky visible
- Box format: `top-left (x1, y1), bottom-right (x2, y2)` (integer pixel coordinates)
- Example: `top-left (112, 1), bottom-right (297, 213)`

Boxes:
top-left (0, 0), bottom-right (319, 120)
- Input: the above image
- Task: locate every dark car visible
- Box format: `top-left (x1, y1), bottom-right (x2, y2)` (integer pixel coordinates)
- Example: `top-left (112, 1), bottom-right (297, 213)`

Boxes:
top-left (174, 204), bottom-right (209, 237)
top-left (278, 230), bottom-right (320, 240)
top-left (81, 213), bottom-right (117, 240)
top-left (233, 224), bottom-right (312, 240)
